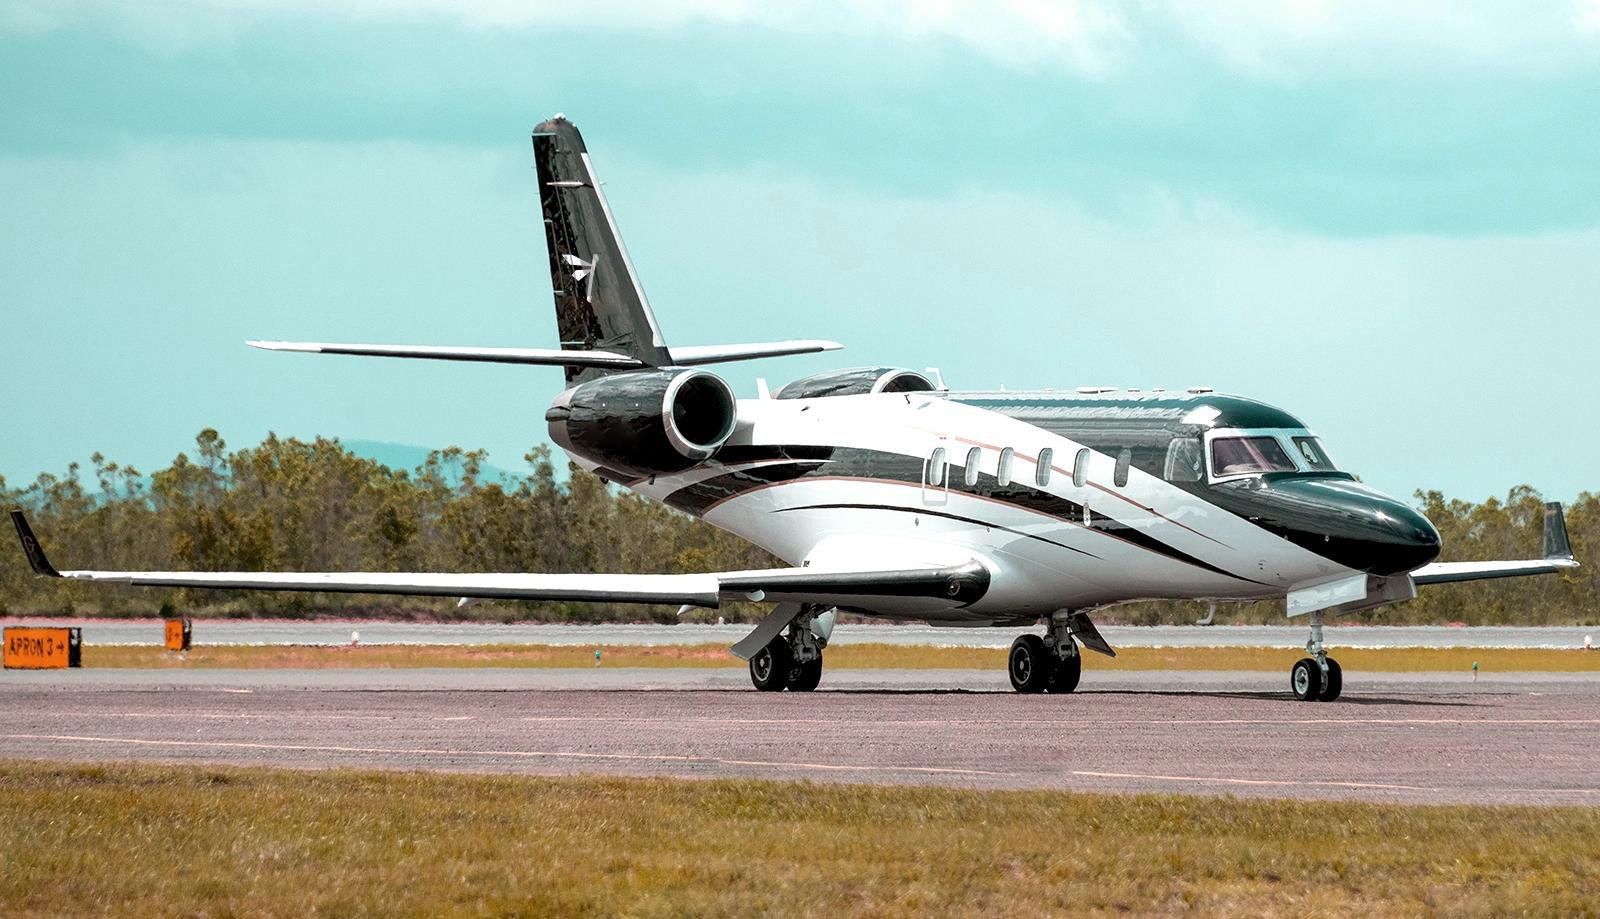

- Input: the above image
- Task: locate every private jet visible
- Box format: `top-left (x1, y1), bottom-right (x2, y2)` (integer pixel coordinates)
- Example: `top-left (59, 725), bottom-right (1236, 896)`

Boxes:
top-left (10, 115), bottom-right (1579, 700)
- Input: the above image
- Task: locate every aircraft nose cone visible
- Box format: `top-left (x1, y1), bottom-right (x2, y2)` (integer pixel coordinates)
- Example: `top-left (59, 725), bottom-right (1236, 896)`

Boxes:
top-left (1216, 477), bottom-right (1441, 576)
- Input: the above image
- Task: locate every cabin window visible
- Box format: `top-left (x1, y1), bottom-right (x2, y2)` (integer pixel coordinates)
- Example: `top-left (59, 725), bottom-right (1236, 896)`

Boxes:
top-left (1072, 448), bottom-right (1089, 487)
top-left (1114, 449), bottom-right (1132, 488)
top-left (1164, 437), bottom-right (1203, 483)
top-left (996, 447), bottom-right (1014, 487)
top-left (1035, 448), bottom-right (1053, 486)
top-left (1292, 436), bottom-right (1337, 472)
top-left (1211, 436), bottom-right (1296, 476)
top-left (964, 447), bottom-right (982, 487)
top-left (926, 447), bottom-right (947, 487)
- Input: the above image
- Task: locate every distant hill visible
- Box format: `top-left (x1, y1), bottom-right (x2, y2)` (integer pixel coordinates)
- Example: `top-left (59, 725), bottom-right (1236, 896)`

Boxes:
top-left (340, 440), bottom-right (518, 485)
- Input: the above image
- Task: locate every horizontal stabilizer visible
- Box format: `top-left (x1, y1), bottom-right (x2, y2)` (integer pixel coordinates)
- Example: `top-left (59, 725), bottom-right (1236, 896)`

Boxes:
top-left (668, 340), bottom-right (843, 365)
top-left (1411, 501), bottom-right (1579, 585)
top-left (8, 511), bottom-right (987, 610)
top-left (249, 339), bottom-right (842, 369)
top-left (248, 341), bottom-right (644, 369)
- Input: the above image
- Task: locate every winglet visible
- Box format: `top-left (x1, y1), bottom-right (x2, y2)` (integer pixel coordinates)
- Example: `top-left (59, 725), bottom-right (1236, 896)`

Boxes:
top-left (10, 510), bottom-right (61, 578)
top-left (1544, 502), bottom-right (1575, 562)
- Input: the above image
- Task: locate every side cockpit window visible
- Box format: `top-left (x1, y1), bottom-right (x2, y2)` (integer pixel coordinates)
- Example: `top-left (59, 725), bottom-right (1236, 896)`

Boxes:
top-left (1164, 437), bottom-right (1203, 483)
top-left (1292, 436), bottom-right (1337, 471)
top-left (1211, 436), bottom-right (1297, 477)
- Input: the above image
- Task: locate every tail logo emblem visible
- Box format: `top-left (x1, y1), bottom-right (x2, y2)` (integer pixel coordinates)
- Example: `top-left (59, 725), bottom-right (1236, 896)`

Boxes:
top-left (562, 253), bottom-right (600, 302)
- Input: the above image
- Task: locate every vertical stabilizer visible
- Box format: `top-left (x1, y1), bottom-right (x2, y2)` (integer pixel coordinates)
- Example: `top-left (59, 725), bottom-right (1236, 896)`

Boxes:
top-left (533, 115), bottom-right (671, 385)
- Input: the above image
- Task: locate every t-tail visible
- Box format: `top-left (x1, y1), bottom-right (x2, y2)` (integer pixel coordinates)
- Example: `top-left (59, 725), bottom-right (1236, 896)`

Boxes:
top-left (245, 114), bottom-right (841, 385)
top-left (534, 114), bottom-right (670, 384)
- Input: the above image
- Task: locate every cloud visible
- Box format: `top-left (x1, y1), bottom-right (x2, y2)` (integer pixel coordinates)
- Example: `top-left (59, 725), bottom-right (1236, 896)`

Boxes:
top-left (1580, 0), bottom-right (1600, 32)
top-left (1, 0), bottom-right (1131, 72)
top-left (9, 0), bottom-right (1600, 76)
top-left (1159, 0), bottom-right (1600, 76)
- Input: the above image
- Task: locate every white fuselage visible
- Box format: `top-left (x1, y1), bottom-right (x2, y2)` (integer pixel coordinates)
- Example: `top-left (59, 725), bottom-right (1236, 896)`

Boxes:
top-left (562, 392), bottom-right (1363, 625)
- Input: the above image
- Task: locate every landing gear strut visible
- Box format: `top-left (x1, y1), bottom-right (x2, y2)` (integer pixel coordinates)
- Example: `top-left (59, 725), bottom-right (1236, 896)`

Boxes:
top-left (1008, 614), bottom-right (1082, 694)
top-left (748, 605), bottom-right (833, 692)
top-left (1291, 610), bottom-right (1343, 702)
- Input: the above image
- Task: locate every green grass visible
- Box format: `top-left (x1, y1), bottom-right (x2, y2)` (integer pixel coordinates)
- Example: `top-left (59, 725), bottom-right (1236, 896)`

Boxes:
top-left (0, 760), bottom-right (1595, 917)
top-left (82, 642), bottom-right (1600, 672)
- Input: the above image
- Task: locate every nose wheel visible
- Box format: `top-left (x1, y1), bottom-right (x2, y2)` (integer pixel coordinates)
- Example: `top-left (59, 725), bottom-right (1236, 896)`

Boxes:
top-left (1291, 612), bottom-right (1343, 701)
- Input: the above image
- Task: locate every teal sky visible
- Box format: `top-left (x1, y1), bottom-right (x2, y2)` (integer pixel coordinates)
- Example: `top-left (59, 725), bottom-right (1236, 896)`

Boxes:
top-left (4, 1), bottom-right (1600, 502)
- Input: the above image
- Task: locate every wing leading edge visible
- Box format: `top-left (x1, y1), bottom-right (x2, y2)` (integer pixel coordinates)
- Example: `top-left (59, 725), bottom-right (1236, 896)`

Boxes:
top-left (1411, 501), bottom-right (1579, 585)
top-left (8, 510), bottom-right (987, 610)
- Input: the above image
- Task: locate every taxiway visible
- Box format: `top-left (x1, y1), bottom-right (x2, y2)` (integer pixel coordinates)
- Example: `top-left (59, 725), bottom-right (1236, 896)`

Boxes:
top-left (3, 672), bottom-right (1596, 806)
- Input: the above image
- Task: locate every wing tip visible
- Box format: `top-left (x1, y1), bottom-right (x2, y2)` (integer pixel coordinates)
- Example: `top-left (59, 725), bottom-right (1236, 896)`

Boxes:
top-left (1543, 501), bottom-right (1575, 562)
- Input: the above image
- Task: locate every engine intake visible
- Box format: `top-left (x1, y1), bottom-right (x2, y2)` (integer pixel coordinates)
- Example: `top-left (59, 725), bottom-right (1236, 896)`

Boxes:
top-left (546, 369), bottom-right (737, 477)
top-left (774, 367), bottom-right (935, 400)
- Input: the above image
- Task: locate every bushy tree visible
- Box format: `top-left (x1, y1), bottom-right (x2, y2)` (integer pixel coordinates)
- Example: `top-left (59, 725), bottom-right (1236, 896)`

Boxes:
top-left (1, 432), bottom-right (1593, 625)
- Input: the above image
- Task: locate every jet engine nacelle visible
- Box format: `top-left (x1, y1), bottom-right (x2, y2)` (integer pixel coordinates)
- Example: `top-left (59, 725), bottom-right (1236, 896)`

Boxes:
top-left (774, 367), bottom-right (935, 400)
top-left (545, 368), bottom-right (737, 477)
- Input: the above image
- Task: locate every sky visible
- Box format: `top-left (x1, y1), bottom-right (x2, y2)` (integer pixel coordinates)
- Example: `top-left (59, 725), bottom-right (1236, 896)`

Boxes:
top-left (3, 1), bottom-right (1600, 503)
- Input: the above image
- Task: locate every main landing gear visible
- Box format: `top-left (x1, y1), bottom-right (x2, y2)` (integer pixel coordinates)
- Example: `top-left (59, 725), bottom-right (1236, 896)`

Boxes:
top-left (748, 605), bottom-right (831, 692)
top-left (1008, 615), bottom-right (1082, 694)
top-left (1290, 610), bottom-right (1343, 702)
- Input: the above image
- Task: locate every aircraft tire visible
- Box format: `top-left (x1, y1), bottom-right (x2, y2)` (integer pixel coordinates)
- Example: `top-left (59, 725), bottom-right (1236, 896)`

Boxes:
top-left (1290, 657), bottom-right (1323, 701)
top-left (1046, 650), bottom-right (1081, 694)
top-left (749, 638), bottom-right (792, 692)
top-left (788, 657), bottom-right (823, 692)
top-left (1009, 634), bottom-right (1054, 693)
top-left (1317, 658), bottom-right (1343, 702)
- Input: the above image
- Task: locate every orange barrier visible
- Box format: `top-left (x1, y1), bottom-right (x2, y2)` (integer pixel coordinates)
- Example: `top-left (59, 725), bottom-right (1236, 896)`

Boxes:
top-left (164, 618), bottom-right (192, 652)
top-left (3, 626), bottom-right (82, 669)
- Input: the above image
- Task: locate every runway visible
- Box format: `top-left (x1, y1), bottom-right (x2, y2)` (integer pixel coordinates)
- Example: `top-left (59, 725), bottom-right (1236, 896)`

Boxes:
top-left (6, 619), bottom-right (1595, 648)
top-left (4, 672), bottom-right (1597, 806)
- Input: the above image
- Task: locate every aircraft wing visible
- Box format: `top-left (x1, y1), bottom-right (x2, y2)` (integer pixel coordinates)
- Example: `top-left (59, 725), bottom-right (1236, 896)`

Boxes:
top-left (1410, 501), bottom-right (1579, 585)
top-left (9, 510), bottom-right (986, 610)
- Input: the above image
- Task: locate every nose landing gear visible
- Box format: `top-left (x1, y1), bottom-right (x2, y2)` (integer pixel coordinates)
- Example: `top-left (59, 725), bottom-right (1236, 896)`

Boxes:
top-left (1291, 611), bottom-right (1343, 701)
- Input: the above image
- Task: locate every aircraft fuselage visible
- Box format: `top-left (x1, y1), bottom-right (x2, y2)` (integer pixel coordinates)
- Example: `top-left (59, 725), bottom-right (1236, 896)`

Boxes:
top-left (573, 387), bottom-right (1442, 624)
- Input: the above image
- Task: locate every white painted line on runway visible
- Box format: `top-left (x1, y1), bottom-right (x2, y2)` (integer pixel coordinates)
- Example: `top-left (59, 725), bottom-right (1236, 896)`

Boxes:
top-left (13, 710), bottom-right (1599, 732)
top-left (0, 733), bottom-right (1016, 779)
top-left (507, 716), bottom-right (1600, 728)
top-left (1068, 769), bottom-right (1437, 792)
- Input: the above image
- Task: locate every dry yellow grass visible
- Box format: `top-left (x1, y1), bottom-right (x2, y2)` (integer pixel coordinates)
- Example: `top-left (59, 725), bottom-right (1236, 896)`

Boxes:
top-left (81, 642), bottom-right (1600, 672)
top-left (0, 759), bottom-right (1595, 917)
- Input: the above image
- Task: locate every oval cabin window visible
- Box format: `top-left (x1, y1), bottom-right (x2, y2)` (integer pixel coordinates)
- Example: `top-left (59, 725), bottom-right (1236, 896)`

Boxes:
top-left (1114, 448), bottom-right (1132, 488)
top-left (1072, 448), bottom-right (1089, 487)
top-left (927, 447), bottom-right (947, 487)
top-left (964, 447), bottom-right (981, 487)
top-left (996, 447), bottom-right (1014, 487)
top-left (1035, 448), bottom-right (1053, 486)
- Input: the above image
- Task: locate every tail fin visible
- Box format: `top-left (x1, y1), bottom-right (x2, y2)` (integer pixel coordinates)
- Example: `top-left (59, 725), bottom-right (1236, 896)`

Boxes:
top-left (534, 115), bottom-right (671, 385)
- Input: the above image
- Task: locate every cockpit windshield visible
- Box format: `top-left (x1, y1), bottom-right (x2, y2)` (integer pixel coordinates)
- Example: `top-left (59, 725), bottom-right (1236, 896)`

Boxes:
top-left (1291, 436), bottom-right (1337, 471)
top-left (1211, 436), bottom-right (1297, 476)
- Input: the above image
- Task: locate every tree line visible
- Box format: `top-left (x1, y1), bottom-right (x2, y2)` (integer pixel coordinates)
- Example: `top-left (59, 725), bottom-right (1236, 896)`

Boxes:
top-left (1, 431), bottom-right (1594, 626)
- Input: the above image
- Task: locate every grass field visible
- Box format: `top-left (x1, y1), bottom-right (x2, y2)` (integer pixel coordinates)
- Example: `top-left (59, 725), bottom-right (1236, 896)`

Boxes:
top-left (1, 760), bottom-right (1595, 917)
top-left (82, 642), bottom-right (1600, 672)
